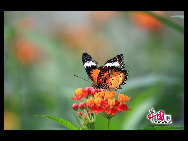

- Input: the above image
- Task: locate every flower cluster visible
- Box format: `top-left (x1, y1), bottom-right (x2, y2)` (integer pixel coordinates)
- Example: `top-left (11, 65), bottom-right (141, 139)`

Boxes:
top-left (86, 90), bottom-right (130, 116)
top-left (71, 87), bottom-right (130, 121)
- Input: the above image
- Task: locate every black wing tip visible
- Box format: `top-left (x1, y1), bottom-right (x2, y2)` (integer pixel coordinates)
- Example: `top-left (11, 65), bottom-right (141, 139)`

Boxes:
top-left (82, 52), bottom-right (92, 63)
top-left (82, 52), bottom-right (91, 58)
top-left (82, 52), bottom-right (89, 56)
top-left (116, 54), bottom-right (125, 69)
top-left (117, 54), bottom-right (124, 60)
top-left (118, 54), bottom-right (124, 56)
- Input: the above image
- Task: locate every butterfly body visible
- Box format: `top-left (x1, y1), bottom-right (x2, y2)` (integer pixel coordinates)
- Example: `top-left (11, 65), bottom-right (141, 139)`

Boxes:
top-left (82, 53), bottom-right (128, 90)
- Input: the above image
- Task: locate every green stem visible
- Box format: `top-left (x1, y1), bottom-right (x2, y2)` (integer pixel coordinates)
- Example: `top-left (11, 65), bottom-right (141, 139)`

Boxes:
top-left (107, 118), bottom-right (110, 130)
top-left (87, 122), bottom-right (94, 130)
top-left (91, 122), bottom-right (94, 130)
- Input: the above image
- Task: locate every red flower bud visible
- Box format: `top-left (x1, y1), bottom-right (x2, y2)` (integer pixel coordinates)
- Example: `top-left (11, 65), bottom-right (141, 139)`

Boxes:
top-left (82, 89), bottom-right (88, 98)
top-left (85, 87), bottom-right (92, 94)
top-left (91, 89), bottom-right (96, 97)
top-left (79, 102), bottom-right (86, 109)
top-left (86, 103), bottom-right (91, 108)
top-left (72, 103), bottom-right (78, 110)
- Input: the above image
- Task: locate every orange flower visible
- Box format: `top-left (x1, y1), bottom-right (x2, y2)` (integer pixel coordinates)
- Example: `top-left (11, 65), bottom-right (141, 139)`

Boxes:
top-left (108, 99), bottom-right (116, 108)
top-left (94, 92), bottom-right (101, 99)
top-left (94, 97), bottom-right (101, 106)
top-left (86, 97), bottom-right (95, 106)
top-left (124, 95), bottom-right (130, 102)
top-left (118, 94), bottom-right (130, 104)
top-left (99, 91), bottom-right (105, 98)
top-left (111, 91), bottom-right (116, 99)
top-left (130, 11), bottom-right (164, 31)
top-left (104, 91), bottom-right (113, 100)
top-left (75, 88), bottom-right (83, 96)
top-left (72, 88), bottom-right (84, 100)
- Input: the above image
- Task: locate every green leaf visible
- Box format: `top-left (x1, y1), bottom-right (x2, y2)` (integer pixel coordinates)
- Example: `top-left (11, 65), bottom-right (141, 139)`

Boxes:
top-left (139, 126), bottom-right (184, 130)
top-left (120, 88), bottom-right (159, 130)
top-left (171, 15), bottom-right (184, 19)
top-left (35, 115), bottom-right (79, 130)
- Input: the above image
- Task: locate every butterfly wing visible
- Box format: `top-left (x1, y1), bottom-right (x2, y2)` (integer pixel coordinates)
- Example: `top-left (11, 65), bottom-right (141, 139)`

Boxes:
top-left (82, 53), bottom-right (100, 84)
top-left (105, 69), bottom-right (127, 90)
top-left (104, 54), bottom-right (125, 70)
top-left (97, 54), bottom-right (128, 90)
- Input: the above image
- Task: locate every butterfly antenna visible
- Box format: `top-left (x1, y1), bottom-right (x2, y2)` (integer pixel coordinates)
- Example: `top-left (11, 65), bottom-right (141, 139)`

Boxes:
top-left (74, 75), bottom-right (92, 84)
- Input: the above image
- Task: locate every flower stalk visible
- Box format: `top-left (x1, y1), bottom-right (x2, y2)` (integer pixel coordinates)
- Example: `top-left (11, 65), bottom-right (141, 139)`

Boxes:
top-left (107, 117), bottom-right (110, 130)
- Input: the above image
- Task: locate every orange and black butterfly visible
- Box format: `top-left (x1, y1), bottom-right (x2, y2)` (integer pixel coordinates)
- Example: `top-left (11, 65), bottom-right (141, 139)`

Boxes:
top-left (82, 53), bottom-right (128, 90)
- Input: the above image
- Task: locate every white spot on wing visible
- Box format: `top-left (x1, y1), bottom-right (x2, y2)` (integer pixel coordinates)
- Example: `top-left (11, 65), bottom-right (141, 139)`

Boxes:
top-left (84, 61), bottom-right (96, 68)
top-left (105, 61), bottom-right (119, 67)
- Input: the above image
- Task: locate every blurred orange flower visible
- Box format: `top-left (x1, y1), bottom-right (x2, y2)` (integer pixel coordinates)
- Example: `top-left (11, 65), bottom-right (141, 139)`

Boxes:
top-left (4, 111), bottom-right (20, 130)
top-left (59, 25), bottom-right (110, 56)
top-left (88, 11), bottom-right (119, 24)
top-left (130, 11), bottom-right (164, 31)
top-left (15, 18), bottom-right (36, 34)
top-left (14, 38), bottom-right (38, 65)
top-left (61, 25), bottom-right (93, 49)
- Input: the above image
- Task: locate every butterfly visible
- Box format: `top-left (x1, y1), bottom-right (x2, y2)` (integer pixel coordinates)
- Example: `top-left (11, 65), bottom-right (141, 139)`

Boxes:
top-left (82, 53), bottom-right (128, 90)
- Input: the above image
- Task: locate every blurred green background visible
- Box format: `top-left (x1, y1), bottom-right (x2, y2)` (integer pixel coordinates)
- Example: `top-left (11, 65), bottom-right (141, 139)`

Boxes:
top-left (4, 11), bottom-right (184, 130)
